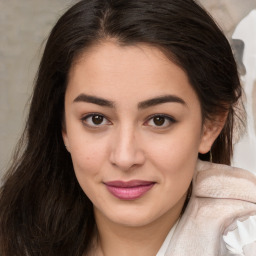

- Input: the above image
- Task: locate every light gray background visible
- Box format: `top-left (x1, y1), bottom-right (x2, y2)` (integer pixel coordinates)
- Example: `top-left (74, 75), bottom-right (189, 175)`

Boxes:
top-left (1, 0), bottom-right (256, 177)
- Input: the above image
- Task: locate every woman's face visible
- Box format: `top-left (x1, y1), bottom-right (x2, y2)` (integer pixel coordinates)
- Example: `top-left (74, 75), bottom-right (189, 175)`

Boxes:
top-left (63, 41), bottom-right (219, 227)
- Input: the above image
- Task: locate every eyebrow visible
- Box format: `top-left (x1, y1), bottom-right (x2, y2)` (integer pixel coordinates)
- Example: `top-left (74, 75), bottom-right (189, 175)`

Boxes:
top-left (138, 95), bottom-right (186, 109)
top-left (73, 94), bottom-right (115, 108)
top-left (73, 93), bottom-right (186, 109)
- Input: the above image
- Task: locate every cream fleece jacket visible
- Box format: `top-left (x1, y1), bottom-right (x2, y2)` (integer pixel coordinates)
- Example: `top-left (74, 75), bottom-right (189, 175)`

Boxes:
top-left (165, 160), bottom-right (256, 256)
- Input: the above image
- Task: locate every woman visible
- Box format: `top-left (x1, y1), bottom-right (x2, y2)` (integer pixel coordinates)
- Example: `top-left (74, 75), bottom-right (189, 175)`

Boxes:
top-left (0, 0), bottom-right (255, 255)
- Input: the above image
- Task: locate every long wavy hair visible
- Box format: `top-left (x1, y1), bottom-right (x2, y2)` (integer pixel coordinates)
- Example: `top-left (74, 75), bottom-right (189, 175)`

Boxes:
top-left (0, 0), bottom-right (243, 255)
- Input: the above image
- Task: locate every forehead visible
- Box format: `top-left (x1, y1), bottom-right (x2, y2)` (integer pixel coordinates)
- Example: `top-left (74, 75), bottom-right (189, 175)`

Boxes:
top-left (66, 41), bottom-right (199, 107)
top-left (70, 41), bottom-right (175, 79)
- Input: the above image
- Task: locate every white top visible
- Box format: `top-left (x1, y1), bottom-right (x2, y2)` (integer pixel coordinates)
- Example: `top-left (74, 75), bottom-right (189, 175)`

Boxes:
top-left (156, 215), bottom-right (256, 256)
top-left (223, 215), bottom-right (256, 255)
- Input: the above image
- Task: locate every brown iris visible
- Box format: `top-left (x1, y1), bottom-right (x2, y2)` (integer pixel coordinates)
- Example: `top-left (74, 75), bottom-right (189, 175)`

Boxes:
top-left (92, 115), bottom-right (104, 125)
top-left (153, 116), bottom-right (165, 126)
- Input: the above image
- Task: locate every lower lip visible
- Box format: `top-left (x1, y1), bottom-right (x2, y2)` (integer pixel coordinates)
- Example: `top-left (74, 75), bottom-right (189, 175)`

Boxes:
top-left (105, 183), bottom-right (155, 200)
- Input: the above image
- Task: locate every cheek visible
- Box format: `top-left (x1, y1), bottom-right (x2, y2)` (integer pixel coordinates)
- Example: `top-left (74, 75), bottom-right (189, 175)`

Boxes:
top-left (68, 137), bottom-right (108, 201)
top-left (149, 141), bottom-right (196, 184)
top-left (68, 132), bottom-right (109, 179)
top-left (148, 127), bottom-right (201, 166)
top-left (145, 123), bottom-right (202, 185)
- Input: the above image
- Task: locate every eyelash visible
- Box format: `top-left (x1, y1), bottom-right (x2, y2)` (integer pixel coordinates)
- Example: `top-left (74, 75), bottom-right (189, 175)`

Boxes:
top-left (81, 113), bottom-right (111, 128)
top-left (144, 114), bottom-right (176, 128)
top-left (80, 113), bottom-right (176, 129)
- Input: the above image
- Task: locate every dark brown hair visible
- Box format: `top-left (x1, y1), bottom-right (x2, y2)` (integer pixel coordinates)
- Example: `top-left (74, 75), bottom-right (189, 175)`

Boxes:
top-left (0, 0), bottom-right (243, 255)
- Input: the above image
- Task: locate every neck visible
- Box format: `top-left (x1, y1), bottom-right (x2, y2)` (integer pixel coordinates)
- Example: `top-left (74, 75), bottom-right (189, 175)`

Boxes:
top-left (93, 195), bottom-right (186, 256)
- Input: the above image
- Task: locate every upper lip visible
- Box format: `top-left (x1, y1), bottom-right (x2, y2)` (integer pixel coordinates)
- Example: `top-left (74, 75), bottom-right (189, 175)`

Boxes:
top-left (104, 180), bottom-right (155, 188)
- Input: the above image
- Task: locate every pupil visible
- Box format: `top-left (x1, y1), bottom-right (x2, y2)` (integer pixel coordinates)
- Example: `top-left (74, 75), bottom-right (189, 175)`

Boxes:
top-left (154, 116), bottom-right (165, 126)
top-left (92, 115), bottom-right (103, 125)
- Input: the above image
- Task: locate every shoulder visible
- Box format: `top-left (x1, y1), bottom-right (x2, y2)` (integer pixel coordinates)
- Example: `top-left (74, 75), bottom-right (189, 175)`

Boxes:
top-left (165, 161), bottom-right (256, 255)
top-left (194, 160), bottom-right (256, 204)
top-left (194, 161), bottom-right (256, 255)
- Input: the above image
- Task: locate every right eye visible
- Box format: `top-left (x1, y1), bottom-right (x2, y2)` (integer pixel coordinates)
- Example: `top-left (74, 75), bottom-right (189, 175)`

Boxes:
top-left (81, 113), bottom-right (111, 128)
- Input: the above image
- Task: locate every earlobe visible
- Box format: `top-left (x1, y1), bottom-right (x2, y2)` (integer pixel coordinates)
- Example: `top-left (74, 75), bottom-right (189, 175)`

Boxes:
top-left (62, 117), bottom-right (70, 152)
top-left (62, 130), bottom-right (70, 152)
top-left (198, 116), bottom-right (226, 154)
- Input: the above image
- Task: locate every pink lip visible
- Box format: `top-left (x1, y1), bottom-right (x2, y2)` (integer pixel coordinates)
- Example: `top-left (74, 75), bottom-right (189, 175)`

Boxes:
top-left (104, 180), bottom-right (155, 200)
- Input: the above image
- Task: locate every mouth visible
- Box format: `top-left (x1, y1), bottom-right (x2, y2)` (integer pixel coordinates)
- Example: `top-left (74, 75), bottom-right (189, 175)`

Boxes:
top-left (104, 180), bottom-right (156, 200)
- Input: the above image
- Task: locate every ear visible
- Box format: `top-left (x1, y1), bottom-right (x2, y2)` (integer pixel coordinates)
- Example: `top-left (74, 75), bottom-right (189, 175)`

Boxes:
top-left (198, 114), bottom-right (227, 154)
top-left (62, 126), bottom-right (70, 152)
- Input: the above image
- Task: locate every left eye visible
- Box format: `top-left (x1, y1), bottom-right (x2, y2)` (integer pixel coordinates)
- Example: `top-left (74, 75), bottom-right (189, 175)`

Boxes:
top-left (145, 115), bottom-right (175, 128)
top-left (81, 114), bottom-right (111, 127)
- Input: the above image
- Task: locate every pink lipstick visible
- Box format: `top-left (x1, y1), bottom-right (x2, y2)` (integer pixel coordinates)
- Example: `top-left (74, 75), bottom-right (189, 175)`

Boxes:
top-left (104, 180), bottom-right (155, 200)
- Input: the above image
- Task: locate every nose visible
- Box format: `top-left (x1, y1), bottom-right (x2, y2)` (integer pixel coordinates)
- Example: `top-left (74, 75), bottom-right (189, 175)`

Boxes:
top-left (109, 126), bottom-right (145, 171)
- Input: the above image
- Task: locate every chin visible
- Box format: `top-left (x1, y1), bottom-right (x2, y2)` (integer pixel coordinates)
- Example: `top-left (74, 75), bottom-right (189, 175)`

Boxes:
top-left (104, 207), bottom-right (162, 227)
top-left (113, 216), bottom-right (155, 227)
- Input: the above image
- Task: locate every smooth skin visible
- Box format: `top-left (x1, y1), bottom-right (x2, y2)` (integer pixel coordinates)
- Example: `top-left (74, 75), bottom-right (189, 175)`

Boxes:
top-left (63, 41), bottom-right (224, 256)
